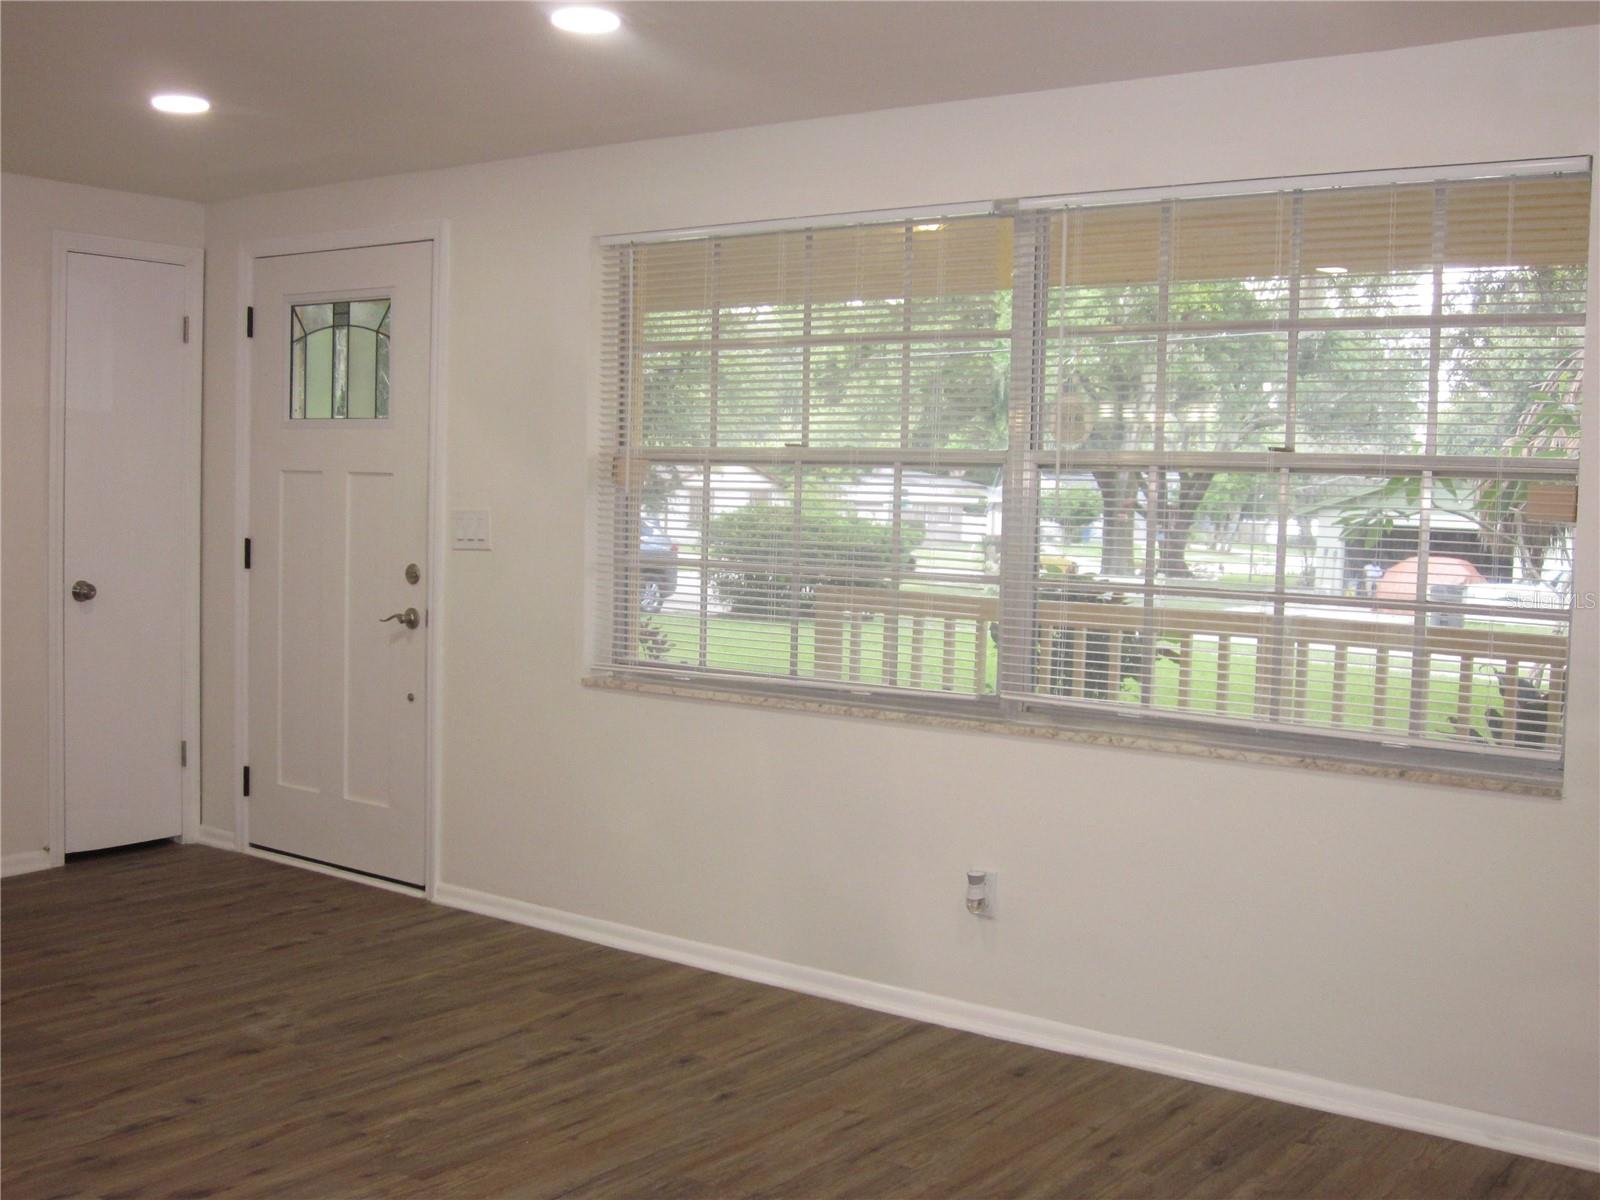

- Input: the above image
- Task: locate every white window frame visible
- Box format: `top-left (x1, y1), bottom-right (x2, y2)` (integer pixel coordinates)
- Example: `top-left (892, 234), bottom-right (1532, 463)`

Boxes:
top-left (593, 158), bottom-right (1591, 786)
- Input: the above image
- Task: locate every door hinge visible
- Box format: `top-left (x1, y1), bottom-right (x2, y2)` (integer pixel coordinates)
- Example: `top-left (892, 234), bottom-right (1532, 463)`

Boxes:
top-left (243, 765), bottom-right (251, 797)
top-left (180, 740), bottom-right (188, 767)
top-left (182, 315), bottom-right (191, 344)
top-left (243, 537), bottom-right (252, 569)
top-left (245, 306), bottom-right (254, 337)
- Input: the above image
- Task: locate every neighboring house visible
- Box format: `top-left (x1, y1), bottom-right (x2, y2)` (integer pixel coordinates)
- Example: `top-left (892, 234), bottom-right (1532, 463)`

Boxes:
top-left (843, 467), bottom-right (994, 544)
top-left (650, 464), bottom-right (781, 550)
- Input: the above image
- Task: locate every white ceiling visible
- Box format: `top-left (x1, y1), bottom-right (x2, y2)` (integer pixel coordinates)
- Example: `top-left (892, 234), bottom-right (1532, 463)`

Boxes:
top-left (3, 1), bottom-right (1596, 202)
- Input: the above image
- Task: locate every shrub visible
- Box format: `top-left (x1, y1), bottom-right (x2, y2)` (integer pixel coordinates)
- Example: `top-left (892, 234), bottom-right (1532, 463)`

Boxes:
top-left (708, 503), bottom-right (918, 615)
top-left (1039, 485), bottom-right (1101, 540)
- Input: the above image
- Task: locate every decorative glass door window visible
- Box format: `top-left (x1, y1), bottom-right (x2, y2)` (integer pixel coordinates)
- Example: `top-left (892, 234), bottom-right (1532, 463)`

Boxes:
top-left (290, 298), bottom-right (391, 419)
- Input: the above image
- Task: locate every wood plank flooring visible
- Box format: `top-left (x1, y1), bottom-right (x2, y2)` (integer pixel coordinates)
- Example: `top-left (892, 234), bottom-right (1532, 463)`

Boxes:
top-left (3, 844), bottom-right (1596, 1199)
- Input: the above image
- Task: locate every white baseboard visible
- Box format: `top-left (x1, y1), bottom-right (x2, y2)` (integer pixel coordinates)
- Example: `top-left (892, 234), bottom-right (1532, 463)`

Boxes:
top-left (191, 825), bottom-right (239, 850)
top-left (1, 850), bottom-right (54, 878)
top-left (434, 881), bottom-right (1600, 1173)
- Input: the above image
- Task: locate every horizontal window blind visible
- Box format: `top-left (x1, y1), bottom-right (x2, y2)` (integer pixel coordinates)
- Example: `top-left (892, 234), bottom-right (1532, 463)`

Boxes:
top-left (1005, 171), bottom-right (1587, 760)
top-left (599, 215), bottom-right (1013, 698)
top-left (597, 163), bottom-right (1590, 771)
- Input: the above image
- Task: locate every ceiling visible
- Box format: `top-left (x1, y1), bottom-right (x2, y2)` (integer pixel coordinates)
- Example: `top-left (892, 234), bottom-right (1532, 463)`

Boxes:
top-left (4, 1), bottom-right (1596, 203)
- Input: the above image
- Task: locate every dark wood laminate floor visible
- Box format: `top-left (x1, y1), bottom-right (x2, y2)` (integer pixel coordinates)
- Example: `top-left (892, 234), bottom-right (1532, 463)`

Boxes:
top-left (3, 845), bottom-right (1596, 1200)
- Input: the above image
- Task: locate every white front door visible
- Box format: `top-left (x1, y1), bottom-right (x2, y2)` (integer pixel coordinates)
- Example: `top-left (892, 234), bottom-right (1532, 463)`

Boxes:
top-left (63, 252), bottom-right (192, 852)
top-left (248, 241), bottom-right (432, 885)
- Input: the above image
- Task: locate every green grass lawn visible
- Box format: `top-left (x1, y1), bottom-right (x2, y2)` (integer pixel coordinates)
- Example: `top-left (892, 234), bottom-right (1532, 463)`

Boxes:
top-left (641, 609), bottom-right (1539, 746)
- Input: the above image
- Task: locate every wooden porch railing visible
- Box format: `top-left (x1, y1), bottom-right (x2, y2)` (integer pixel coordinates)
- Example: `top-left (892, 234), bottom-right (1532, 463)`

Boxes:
top-left (810, 586), bottom-right (1566, 746)
top-left (814, 587), bottom-right (996, 695)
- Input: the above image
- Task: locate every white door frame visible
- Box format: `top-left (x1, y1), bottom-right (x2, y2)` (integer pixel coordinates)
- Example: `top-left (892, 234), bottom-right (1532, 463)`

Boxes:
top-left (232, 222), bottom-right (449, 897)
top-left (48, 233), bottom-right (205, 869)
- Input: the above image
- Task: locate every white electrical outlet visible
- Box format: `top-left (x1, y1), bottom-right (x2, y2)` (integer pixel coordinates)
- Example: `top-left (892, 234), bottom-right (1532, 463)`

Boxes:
top-left (452, 508), bottom-right (492, 550)
top-left (966, 869), bottom-right (996, 917)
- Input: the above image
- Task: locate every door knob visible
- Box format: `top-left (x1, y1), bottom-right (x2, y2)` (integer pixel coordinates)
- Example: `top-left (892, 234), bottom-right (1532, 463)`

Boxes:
top-left (71, 580), bottom-right (97, 602)
top-left (380, 607), bottom-right (420, 630)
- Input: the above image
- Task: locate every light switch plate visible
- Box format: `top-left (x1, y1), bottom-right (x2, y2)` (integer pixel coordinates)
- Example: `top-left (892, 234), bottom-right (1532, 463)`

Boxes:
top-left (451, 509), bottom-right (492, 550)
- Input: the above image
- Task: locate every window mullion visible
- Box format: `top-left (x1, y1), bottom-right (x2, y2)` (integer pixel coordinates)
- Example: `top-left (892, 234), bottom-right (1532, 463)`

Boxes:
top-left (791, 233), bottom-right (814, 678)
top-left (698, 239), bottom-right (721, 670)
top-left (1409, 185), bottom-right (1449, 737)
top-left (886, 224), bottom-right (915, 687)
top-left (1138, 204), bottom-right (1174, 708)
top-left (1284, 195), bottom-right (1302, 454)
top-left (1265, 198), bottom-right (1302, 724)
top-left (999, 210), bottom-right (1050, 704)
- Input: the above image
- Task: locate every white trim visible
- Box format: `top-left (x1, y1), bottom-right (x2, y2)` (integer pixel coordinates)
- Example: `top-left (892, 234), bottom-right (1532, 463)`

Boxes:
top-left (425, 227), bottom-right (451, 895)
top-left (599, 200), bottom-right (995, 246)
top-left (49, 234), bottom-right (204, 869)
top-left (434, 880), bottom-right (1600, 1174)
top-left (191, 825), bottom-right (240, 851)
top-left (596, 158), bottom-right (1590, 246)
top-left (2, 851), bottom-right (55, 879)
top-left (1016, 156), bottom-right (1593, 210)
top-left (233, 221), bottom-right (449, 897)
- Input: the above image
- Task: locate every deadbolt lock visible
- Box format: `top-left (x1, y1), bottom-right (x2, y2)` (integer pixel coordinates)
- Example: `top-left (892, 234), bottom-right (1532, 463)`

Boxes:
top-left (405, 563), bottom-right (421, 585)
top-left (71, 580), bottom-right (97, 602)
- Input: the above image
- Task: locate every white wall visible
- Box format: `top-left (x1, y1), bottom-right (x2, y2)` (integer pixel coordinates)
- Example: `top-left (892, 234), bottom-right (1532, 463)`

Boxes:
top-left (0, 175), bottom-right (204, 860)
top-left (201, 30), bottom-right (1599, 1137)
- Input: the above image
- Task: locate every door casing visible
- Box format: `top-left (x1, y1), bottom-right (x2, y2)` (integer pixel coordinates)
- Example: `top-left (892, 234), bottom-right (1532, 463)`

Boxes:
top-left (48, 233), bottom-right (204, 868)
top-left (232, 223), bottom-right (450, 897)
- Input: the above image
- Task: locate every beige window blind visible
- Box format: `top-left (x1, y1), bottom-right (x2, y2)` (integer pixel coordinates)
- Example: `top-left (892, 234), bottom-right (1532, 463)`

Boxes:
top-left (599, 215), bottom-right (1013, 697)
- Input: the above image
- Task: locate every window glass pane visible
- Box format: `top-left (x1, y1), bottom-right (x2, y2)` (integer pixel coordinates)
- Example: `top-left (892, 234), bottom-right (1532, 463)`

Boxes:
top-left (350, 299), bottom-right (390, 330)
top-left (716, 346), bottom-right (804, 448)
top-left (1295, 475), bottom-right (1410, 599)
top-left (290, 297), bottom-right (390, 420)
top-left (291, 337), bottom-right (307, 419)
top-left (332, 318), bottom-right (349, 418)
top-left (633, 462), bottom-right (999, 694)
top-left (1295, 328), bottom-right (1430, 454)
top-left (1160, 470), bottom-right (1283, 588)
top-left (297, 303), bottom-right (333, 334)
top-left (641, 348), bottom-right (710, 447)
top-left (304, 327), bottom-right (333, 419)
top-left (1165, 333), bottom-right (1289, 454)
top-left (1023, 462), bottom-right (1576, 754)
top-left (375, 325), bottom-right (390, 419)
top-left (346, 327), bottom-right (378, 419)
top-left (1438, 326), bottom-right (1583, 458)
top-left (1042, 335), bottom-right (1159, 455)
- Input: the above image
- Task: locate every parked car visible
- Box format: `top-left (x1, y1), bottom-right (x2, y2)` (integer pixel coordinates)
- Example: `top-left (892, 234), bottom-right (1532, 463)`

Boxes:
top-left (639, 520), bottom-right (678, 612)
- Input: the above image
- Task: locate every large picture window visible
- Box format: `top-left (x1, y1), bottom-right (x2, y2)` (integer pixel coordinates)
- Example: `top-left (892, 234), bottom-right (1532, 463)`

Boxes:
top-left (596, 162), bottom-right (1590, 778)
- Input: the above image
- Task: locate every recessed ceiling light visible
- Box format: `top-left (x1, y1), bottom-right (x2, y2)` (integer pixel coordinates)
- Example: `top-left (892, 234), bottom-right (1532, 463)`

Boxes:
top-left (550, 6), bottom-right (621, 34)
top-left (1314, 265), bottom-right (1349, 275)
top-left (151, 93), bottom-right (210, 114)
